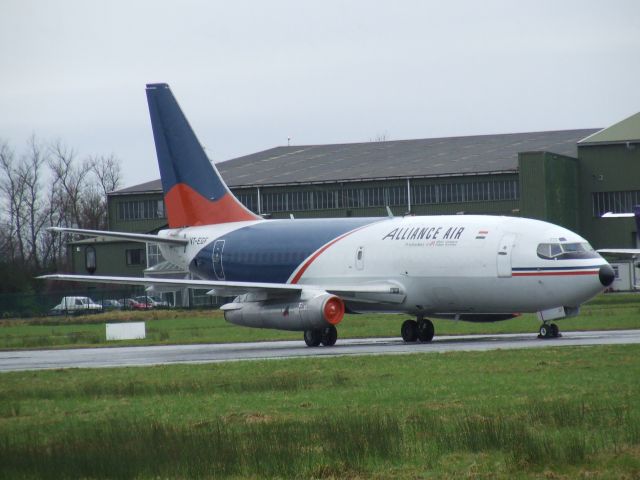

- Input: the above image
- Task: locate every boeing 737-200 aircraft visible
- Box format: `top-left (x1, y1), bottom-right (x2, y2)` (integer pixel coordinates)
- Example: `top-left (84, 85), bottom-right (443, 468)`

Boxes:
top-left (40, 83), bottom-right (616, 346)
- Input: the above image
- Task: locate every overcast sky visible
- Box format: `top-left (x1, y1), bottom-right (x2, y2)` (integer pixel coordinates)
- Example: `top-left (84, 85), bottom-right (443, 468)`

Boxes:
top-left (1, 0), bottom-right (639, 188)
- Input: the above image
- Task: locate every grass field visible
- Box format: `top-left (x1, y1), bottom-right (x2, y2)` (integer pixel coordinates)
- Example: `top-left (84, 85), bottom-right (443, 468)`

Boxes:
top-left (1, 292), bottom-right (639, 350)
top-left (1, 344), bottom-right (640, 478)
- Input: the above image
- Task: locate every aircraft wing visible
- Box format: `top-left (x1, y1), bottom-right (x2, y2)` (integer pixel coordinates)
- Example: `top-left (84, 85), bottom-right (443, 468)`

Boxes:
top-left (37, 274), bottom-right (406, 302)
top-left (48, 227), bottom-right (188, 246)
top-left (38, 274), bottom-right (303, 296)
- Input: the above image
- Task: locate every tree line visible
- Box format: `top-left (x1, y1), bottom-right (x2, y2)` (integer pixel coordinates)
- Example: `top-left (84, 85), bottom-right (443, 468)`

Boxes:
top-left (0, 135), bottom-right (122, 293)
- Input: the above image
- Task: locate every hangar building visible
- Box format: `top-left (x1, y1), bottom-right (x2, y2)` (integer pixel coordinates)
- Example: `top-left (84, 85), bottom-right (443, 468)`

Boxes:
top-left (68, 112), bottom-right (640, 299)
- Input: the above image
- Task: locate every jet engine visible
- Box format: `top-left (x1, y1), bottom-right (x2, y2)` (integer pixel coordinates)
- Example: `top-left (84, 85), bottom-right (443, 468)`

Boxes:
top-left (221, 290), bottom-right (345, 331)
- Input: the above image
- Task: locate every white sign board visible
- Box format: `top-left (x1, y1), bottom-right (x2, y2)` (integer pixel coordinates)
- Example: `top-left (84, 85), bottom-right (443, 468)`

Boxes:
top-left (610, 262), bottom-right (632, 291)
top-left (106, 322), bottom-right (146, 341)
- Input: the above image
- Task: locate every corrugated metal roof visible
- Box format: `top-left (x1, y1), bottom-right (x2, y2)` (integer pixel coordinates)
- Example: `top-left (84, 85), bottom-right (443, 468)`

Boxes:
top-left (579, 112), bottom-right (640, 145)
top-left (112, 129), bottom-right (598, 194)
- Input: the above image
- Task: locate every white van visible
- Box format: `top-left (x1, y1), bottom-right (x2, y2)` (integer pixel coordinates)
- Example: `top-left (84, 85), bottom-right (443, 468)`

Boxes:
top-left (50, 296), bottom-right (103, 314)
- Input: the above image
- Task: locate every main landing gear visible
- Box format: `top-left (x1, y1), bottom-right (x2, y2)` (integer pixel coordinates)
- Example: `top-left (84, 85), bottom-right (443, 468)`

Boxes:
top-left (538, 322), bottom-right (560, 339)
top-left (401, 318), bottom-right (434, 343)
top-left (304, 325), bottom-right (338, 347)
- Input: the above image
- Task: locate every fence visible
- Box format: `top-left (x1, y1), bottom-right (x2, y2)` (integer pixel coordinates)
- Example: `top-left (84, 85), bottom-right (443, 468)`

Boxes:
top-left (0, 286), bottom-right (227, 319)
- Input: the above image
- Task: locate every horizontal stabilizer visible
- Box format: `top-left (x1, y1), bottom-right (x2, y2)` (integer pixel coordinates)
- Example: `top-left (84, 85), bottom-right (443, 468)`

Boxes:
top-left (48, 227), bottom-right (188, 246)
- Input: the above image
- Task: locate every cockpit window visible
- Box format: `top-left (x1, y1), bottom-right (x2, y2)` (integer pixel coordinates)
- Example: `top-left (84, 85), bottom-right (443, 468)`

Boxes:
top-left (537, 242), bottom-right (600, 260)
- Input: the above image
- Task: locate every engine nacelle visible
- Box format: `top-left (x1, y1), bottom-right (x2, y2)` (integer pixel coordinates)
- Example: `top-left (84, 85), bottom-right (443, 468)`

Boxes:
top-left (221, 290), bottom-right (345, 331)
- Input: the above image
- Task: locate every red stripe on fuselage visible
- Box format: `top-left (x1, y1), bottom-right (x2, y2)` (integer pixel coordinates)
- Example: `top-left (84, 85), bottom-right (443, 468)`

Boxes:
top-left (165, 183), bottom-right (259, 227)
top-left (290, 224), bottom-right (374, 284)
top-left (512, 270), bottom-right (599, 277)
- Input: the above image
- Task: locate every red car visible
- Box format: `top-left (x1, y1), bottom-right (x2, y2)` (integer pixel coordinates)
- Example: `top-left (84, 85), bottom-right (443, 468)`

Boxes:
top-left (123, 298), bottom-right (153, 310)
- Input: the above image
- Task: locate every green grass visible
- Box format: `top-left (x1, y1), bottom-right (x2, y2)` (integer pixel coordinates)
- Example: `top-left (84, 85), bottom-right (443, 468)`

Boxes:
top-left (1, 345), bottom-right (640, 478)
top-left (1, 292), bottom-right (639, 350)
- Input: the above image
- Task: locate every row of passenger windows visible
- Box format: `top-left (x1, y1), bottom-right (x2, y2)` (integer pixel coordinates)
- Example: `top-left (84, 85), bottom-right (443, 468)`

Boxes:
top-left (222, 251), bottom-right (311, 264)
top-left (236, 179), bottom-right (519, 213)
top-left (592, 190), bottom-right (640, 217)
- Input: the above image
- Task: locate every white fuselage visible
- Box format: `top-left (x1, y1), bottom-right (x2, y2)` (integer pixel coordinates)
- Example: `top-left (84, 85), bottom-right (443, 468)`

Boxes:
top-left (157, 215), bottom-right (609, 316)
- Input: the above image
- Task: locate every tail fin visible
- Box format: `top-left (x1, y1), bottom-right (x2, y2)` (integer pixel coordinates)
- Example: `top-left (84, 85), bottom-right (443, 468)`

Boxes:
top-left (145, 83), bottom-right (261, 228)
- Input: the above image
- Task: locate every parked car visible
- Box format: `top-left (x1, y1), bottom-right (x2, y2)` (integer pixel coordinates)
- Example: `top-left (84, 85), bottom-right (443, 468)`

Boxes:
top-left (134, 295), bottom-right (169, 308)
top-left (123, 298), bottom-right (152, 310)
top-left (49, 296), bottom-right (103, 315)
top-left (102, 299), bottom-right (123, 310)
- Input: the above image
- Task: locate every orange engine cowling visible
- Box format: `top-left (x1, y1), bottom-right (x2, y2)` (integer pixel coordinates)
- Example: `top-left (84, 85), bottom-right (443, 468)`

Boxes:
top-left (222, 292), bottom-right (344, 331)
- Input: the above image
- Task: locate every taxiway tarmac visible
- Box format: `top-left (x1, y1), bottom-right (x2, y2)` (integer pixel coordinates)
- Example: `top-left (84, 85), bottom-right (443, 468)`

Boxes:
top-left (1, 329), bottom-right (640, 372)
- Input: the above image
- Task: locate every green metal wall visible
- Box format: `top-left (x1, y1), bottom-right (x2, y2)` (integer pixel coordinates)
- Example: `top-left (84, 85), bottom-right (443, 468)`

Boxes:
top-left (518, 152), bottom-right (579, 231)
top-left (577, 143), bottom-right (640, 248)
top-left (70, 240), bottom-right (147, 277)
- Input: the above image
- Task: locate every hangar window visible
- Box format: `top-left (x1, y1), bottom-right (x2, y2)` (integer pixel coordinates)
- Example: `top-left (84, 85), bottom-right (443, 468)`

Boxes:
top-left (118, 199), bottom-right (166, 221)
top-left (236, 193), bottom-right (257, 212)
top-left (536, 242), bottom-right (599, 260)
top-left (411, 178), bottom-right (519, 206)
top-left (592, 190), bottom-right (640, 217)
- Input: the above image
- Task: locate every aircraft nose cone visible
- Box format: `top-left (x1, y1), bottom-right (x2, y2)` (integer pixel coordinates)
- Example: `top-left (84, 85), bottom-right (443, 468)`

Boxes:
top-left (599, 264), bottom-right (615, 287)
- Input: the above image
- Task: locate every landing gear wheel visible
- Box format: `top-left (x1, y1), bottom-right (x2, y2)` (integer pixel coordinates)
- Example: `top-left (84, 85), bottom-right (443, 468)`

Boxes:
top-left (539, 324), bottom-right (558, 339)
top-left (417, 318), bottom-right (435, 342)
top-left (401, 320), bottom-right (419, 342)
top-left (539, 324), bottom-right (549, 338)
top-left (304, 329), bottom-right (322, 347)
top-left (320, 326), bottom-right (338, 347)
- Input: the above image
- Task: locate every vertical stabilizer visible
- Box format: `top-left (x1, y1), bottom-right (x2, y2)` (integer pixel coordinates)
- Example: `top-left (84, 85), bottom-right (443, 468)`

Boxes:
top-left (145, 83), bottom-right (261, 227)
top-left (635, 205), bottom-right (640, 242)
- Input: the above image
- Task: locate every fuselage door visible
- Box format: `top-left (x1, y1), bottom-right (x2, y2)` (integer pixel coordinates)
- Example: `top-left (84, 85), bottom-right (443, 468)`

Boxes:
top-left (212, 239), bottom-right (226, 280)
top-left (496, 233), bottom-right (516, 278)
top-left (355, 246), bottom-right (365, 270)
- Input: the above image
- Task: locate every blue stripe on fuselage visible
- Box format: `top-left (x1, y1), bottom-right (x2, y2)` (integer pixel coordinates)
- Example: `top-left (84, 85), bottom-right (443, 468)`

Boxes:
top-left (190, 218), bottom-right (381, 283)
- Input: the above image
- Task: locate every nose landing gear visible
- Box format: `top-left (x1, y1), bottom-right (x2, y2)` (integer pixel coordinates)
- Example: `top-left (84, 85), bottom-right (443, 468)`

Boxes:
top-left (539, 322), bottom-right (560, 339)
top-left (401, 318), bottom-right (434, 343)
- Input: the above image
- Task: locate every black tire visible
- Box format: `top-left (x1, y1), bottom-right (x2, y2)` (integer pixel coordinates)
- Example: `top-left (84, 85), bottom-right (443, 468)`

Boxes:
top-left (417, 319), bottom-right (435, 342)
top-left (550, 323), bottom-right (559, 338)
top-left (539, 324), bottom-right (550, 338)
top-left (304, 329), bottom-right (321, 347)
top-left (401, 320), bottom-right (419, 342)
top-left (320, 326), bottom-right (338, 346)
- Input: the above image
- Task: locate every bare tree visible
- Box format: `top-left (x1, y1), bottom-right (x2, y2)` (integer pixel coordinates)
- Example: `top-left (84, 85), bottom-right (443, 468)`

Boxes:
top-left (19, 135), bottom-right (49, 269)
top-left (0, 137), bottom-right (124, 279)
top-left (48, 140), bottom-right (90, 228)
top-left (0, 140), bottom-right (27, 262)
top-left (89, 154), bottom-right (122, 195)
top-left (82, 154), bottom-right (123, 230)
